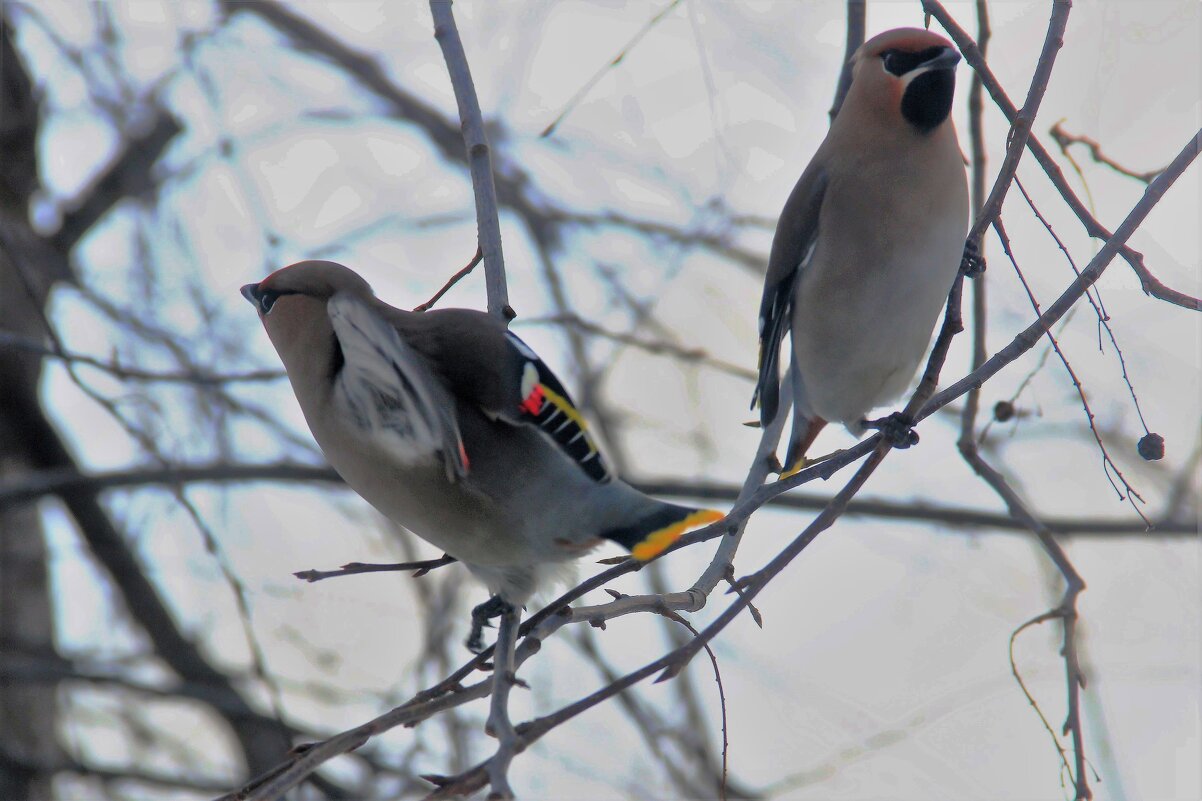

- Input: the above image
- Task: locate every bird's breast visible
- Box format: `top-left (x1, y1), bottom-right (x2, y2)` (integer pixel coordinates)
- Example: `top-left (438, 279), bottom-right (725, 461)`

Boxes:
top-left (790, 156), bottom-right (967, 425)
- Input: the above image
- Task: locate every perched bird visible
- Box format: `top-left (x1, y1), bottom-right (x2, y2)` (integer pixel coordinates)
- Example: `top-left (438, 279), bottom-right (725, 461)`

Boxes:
top-left (753, 27), bottom-right (973, 474)
top-left (242, 260), bottom-right (721, 648)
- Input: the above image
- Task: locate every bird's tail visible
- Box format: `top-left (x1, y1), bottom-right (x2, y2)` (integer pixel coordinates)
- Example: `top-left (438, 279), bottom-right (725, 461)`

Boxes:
top-left (601, 503), bottom-right (725, 561)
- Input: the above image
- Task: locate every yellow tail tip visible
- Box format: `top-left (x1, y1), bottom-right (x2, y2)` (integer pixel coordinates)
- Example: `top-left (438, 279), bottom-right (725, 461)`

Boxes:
top-left (630, 508), bottom-right (725, 561)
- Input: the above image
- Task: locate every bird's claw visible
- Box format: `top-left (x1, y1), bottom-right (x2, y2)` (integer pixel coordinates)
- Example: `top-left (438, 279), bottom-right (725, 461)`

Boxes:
top-left (961, 239), bottom-right (986, 278)
top-left (466, 595), bottom-right (512, 654)
top-left (864, 412), bottom-right (919, 449)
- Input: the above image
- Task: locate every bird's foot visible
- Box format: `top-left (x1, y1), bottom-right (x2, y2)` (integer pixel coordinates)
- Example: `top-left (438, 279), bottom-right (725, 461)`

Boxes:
top-left (961, 239), bottom-right (986, 278)
top-left (779, 456), bottom-right (807, 479)
top-left (778, 448), bottom-right (847, 479)
top-left (864, 412), bottom-right (919, 449)
top-left (467, 595), bottom-right (512, 654)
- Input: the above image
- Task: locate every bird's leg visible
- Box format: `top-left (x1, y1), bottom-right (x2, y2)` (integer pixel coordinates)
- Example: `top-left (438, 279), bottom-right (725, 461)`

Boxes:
top-left (961, 238), bottom-right (986, 278)
top-left (778, 417), bottom-right (828, 478)
top-left (779, 447), bottom-right (848, 478)
top-left (863, 412), bottom-right (920, 449)
top-left (467, 595), bottom-right (511, 653)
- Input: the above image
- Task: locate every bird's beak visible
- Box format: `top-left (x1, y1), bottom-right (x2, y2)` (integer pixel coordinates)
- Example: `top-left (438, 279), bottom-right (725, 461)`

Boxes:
top-left (922, 46), bottom-right (961, 72)
top-left (240, 283), bottom-right (260, 305)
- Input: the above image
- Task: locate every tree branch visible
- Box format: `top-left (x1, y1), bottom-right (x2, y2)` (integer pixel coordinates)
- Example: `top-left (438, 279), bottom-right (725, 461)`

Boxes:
top-left (922, 128), bottom-right (1200, 421)
top-left (3, 463), bottom-right (1192, 535)
top-left (428, 0), bottom-right (510, 319)
top-left (923, 0), bottom-right (1201, 311)
top-left (963, 0), bottom-right (1069, 249)
top-left (828, 1), bottom-right (866, 122)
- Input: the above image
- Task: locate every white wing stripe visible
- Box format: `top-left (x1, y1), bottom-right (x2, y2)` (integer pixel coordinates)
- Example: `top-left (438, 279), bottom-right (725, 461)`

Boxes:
top-left (327, 295), bottom-right (464, 478)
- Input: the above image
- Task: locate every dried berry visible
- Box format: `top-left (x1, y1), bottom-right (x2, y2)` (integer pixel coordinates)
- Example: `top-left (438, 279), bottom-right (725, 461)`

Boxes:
top-left (993, 400), bottom-right (1016, 422)
top-left (1137, 432), bottom-right (1165, 461)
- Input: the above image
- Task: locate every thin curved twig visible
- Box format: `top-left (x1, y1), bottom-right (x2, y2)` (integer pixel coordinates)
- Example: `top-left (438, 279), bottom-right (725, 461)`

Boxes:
top-left (923, 0), bottom-right (1202, 312)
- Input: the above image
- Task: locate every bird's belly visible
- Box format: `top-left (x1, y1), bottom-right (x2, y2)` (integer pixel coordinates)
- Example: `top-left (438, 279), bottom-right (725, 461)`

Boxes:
top-left (793, 244), bottom-right (960, 426)
top-left (311, 417), bottom-right (597, 575)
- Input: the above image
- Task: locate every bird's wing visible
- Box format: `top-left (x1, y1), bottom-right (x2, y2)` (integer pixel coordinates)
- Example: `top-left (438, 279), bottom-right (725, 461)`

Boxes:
top-left (752, 167), bottom-right (829, 424)
top-left (491, 331), bottom-right (614, 485)
top-left (327, 295), bottom-right (468, 481)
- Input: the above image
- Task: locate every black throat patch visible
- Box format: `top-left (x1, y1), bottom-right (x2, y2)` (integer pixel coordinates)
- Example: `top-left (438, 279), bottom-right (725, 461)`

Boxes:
top-left (901, 70), bottom-right (955, 133)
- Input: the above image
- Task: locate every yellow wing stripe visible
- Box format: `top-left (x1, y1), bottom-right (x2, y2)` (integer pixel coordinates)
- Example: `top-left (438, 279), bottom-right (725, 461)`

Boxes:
top-left (538, 383), bottom-right (597, 453)
top-left (631, 508), bottom-right (725, 561)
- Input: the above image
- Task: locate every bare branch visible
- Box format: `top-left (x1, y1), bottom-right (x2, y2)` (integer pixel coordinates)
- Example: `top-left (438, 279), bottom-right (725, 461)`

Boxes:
top-left (1050, 120), bottom-right (1166, 183)
top-left (962, 0), bottom-right (1070, 250)
top-left (540, 0), bottom-right (684, 138)
top-left (293, 555), bottom-right (457, 583)
top-left (413, 246), bottom-right (483, 312)
top-left (923, 0), bottom-right (1202, 311)
top-left (483, 604), bottom-right (521, 800)
top-left (0, 330), bottom-right (286, 384)
top-left (429, 0), bottom-right (510, 319)
top-left (923, 128), bottom-right (1200, 421)
top-left (958, 0), bottom-right (991, 450)
top-left (520, 312), bottom-right (757, 380)
top-left (828, 1), bottom-right (866, 122)
top-left (991, 216), bottom-right (1149, 521)
top-left (4, 463), bottom-right (1192, 535)
top-left (960, 445), bottom-right (1090, 798)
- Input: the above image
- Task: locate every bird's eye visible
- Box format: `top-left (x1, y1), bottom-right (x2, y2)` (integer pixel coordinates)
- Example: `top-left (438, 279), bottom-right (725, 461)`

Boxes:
top-left (259, 290), bottom-right (280, 314)
top-left (880, 49), bottom-right (917, 77)
top-left (881, 46), bottom-right (952, 78)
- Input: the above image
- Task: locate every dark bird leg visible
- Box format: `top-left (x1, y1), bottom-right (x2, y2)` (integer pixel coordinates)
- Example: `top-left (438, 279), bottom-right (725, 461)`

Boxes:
top-left (863, 412), bottom-right (920, 449)
top-left (467, 595), bottom-right (512, 653)
top-left (780, 416), bottom-right (828, 477)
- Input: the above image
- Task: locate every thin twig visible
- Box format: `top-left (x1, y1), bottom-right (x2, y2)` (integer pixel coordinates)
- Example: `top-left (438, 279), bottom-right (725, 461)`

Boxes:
top-left (413, 246), bottom-right (483, 312)
top-left (923, 0), bottom-right (1202, 311)
top-left (828, 1), bottom-right (866, 122)
top-left (428, 0), bottom-right (509, 319)
top-left (1012, 176), bottom-right (1152, 435)
top-left (1009, 611), bottom-right (1077, 784)
top-left (567, 628), bottom-right (723, 799)
top-left (293, 555), bottom-right (457, 583)
top-left (0, 331), bottom-right (286, 384)
top-left (547, 207), bottom-right (766, 274)
top-left (962, 0), bottom-right (1070, 251)
top-left (656, 608), bottom-right (730, 801)
top-left (539, 0), bottom-right (684, 138)
top-left (1050, 120), bottom-right (1166, 183)
top-left (922, 129), bottom-right (1200, 426)
top-left (960, 448), bottom-right (1090, 798)
top-left (991, 216), bottom-right (1149, 521)
top-left (519, 312), bottom-right (757, 381)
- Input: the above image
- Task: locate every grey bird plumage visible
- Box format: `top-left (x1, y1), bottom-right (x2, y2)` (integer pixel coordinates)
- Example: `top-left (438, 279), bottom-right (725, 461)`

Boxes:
top-left (753, 27), bottom-right (971, 472)
top-left (242, 261), bottom-right (721, 614)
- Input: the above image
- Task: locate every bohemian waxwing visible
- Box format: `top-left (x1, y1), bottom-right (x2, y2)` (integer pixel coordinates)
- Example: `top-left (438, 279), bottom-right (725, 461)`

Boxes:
top-left (753, 27), bottom-right (973, 474)
top-left (242, 260), bottom-right (721, 648)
